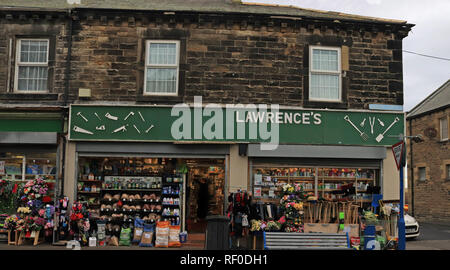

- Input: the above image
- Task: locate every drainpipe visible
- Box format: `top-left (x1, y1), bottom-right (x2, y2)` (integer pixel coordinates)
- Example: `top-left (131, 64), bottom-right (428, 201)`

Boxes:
top-left (64, 9), bottom-right (73, 107)
top-left (409, 118), bottom-right (414, 216)
top-left (61, 9), bottom-right (73, 197)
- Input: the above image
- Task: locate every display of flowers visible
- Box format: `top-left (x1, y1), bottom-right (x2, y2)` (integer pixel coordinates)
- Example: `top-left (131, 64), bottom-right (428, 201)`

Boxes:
top-left (0, 180), bottom-right (20, 213)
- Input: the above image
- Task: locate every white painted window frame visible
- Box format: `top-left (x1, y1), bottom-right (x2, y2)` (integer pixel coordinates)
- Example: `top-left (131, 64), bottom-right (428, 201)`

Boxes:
top-left (309, 45), bottom-right (342, 102)
top-left (14, 38), bottom-right (49, 93)
top-left (144, 40), bottom-right (180, 96)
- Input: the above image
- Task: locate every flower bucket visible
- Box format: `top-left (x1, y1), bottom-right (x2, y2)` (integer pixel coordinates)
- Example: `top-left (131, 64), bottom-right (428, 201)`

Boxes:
top-left (25, 230), bottom-right (31, 238)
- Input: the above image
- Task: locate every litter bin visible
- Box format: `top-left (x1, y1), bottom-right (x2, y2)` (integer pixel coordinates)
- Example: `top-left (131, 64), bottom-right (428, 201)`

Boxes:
top-left (205, 215), bottom-right (229, 250)
top-left (363, 225), bottom-right (379, 250)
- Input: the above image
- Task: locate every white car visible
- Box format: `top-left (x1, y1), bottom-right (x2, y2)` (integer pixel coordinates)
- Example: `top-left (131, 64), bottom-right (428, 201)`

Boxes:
top-left (405, 213), bottom-right (420, 239)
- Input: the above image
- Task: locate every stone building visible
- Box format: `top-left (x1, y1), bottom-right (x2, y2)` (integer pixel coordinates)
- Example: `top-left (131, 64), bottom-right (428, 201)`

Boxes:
top-left (0, 0), bottom-right (413, 234)
top-left (406, 80), bottom-right (450, 223)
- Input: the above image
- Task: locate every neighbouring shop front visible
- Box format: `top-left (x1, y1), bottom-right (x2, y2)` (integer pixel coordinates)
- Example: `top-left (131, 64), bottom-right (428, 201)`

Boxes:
top-left (0, 110), bottom-right (64, 245)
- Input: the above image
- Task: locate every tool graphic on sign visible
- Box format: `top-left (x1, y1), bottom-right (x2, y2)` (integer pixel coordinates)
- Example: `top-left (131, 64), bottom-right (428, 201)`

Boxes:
top-left (369, 117), bottom-right (376, 134)
top-left (375, 117), bottom-right (400, 142)
top-left (124, 111), bottom-right (134, 120)
top-left (96, 125), bottom-right (106, 131)
top-left (112, 124), bottom-right (128, 133)
top-left (133, 124), bottom-right (141, 134)
top-left (377, 118), bottom-right (385, 127)
top-left (105, 113), bottom-right (118, 121)
top-left (145, 125), bottom-right (154, 133)
top-left (73, 126), bottom-right (93, 135)
top-left (138, 111), bottom-right (145, 122)
top-left (344, 115), bottom-right (369, 141)
top-left (94, 113), bottom-right (102, 121)
top-left (360, 118), bottom-right (366, 127)
top-left (77, 112), bottom-right (88, 122)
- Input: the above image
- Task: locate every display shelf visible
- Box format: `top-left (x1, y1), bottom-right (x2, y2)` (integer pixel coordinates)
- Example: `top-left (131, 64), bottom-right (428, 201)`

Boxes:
top-left (77, 191), bottom-right (101, 194)
top-left (78, 179), bottom-right (103, 183)
top-left (162, 204), bottom-right (180, 207)
top-left (101, 189), bottom-right (161, 192)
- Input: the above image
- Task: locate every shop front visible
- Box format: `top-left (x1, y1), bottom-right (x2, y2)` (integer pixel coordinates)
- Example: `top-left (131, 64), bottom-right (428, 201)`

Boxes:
top-left (63, 104), bottom-right (404, 249)
top-left (0, 110), bottom-right (64, 244)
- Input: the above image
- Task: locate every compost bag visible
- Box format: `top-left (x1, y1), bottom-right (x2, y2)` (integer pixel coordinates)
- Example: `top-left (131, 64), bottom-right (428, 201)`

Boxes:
top-left (139, 223), bottom-right (155, 247)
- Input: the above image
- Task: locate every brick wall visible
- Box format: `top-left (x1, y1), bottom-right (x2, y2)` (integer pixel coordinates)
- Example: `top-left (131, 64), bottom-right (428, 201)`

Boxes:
top-left (407, 107), bottom-right (450, 223)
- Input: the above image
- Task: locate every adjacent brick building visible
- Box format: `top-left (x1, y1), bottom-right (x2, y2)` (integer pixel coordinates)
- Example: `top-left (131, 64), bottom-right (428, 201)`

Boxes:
top-left (407, 80), bottom-right (450, 223)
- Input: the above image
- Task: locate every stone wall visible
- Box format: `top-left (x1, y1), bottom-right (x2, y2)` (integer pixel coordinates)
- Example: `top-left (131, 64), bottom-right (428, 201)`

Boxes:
top-left (407, 107), bottom-right (450, 223)
top-left (0, 10), bottom-right (408, 109)
top-left (0, 12), bottom-right (69, 106)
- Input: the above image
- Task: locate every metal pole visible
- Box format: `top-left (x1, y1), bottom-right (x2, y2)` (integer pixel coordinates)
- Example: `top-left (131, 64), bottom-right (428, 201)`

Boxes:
top-left (398, 139), bottom-right (406, 250)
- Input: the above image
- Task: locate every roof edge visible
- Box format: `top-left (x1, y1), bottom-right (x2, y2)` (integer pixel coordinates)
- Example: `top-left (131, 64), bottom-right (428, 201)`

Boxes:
top-left (242, 2), bottom-right (408, 25)
top-left (406, 79), bottom-right (450, 118)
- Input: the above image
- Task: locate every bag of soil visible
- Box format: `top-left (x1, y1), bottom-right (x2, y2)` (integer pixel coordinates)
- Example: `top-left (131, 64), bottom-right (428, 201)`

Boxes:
top-left (119, 227), bottom-right (132, 246)
top-left (139, 223), bottom-right (155, 247)
top-left (168, 225), bottom-right (181, 248)
top-left (132, 218), bottom-right (144, 243)
top-left (155, 221), bottom-right (169, 248)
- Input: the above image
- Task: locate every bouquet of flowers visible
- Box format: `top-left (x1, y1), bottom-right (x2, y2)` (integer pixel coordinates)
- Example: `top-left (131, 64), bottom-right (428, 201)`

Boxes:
top-left (17, 207), bottom-right (32, 216)
top-left (20, 178), bottom-right (49, 202)
top-left (30, 217), bottom-right (46, 232)
top-left (4, 215), bottom-right (19, 230)
top-left (265, 220), bottom-right (281, 232)
top-left (250, 219), bottom-right (262, 232)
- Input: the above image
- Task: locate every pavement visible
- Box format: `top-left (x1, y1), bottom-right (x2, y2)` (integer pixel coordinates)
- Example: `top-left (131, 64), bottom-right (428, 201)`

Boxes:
top-left (406, 222), bottom-right (450, 250)
top-left (0, 232), bottom-right (206, 250)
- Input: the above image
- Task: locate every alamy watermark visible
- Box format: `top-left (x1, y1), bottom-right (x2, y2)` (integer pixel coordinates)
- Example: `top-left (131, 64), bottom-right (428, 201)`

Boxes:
top-left (170, 96), bottom-right (322, 151)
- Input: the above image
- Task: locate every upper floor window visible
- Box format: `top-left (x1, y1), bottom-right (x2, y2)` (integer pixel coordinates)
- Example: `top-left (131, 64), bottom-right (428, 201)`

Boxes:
top-left (15, 39), bottom-right (49, 92)
top-left (446, 164), bottom-right (450, 180)
top-left (440, 117), bottom-right (448, 141)
top-left (309, 46), bottom-right (341, 102)
top-left (418, 167), bottom-right (426, 181)
top-left (144, 40), bottom-right (180, 96)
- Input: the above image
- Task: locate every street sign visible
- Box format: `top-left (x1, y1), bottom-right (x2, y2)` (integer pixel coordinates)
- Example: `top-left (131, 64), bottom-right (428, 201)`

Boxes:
top-left (392, 141), bottom-right (404, 170)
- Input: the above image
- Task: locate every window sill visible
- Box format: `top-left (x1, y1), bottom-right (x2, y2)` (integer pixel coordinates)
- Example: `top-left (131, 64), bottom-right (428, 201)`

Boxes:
top-left (0, 93), bottom-right (58, 101)
top-left (136, 94), bottom-right (184, 104)
top-left (303, 100), bottom-right (348, 109)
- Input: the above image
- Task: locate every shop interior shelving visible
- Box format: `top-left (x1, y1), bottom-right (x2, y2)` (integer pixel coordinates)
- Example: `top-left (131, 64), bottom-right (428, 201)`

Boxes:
top-left (252, 165), bottom-right (378, 205)
top-left (252, 167), bottom-right (316, 203)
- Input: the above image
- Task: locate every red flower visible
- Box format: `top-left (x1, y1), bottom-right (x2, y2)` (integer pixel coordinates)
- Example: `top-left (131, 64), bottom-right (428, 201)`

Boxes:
top-left (12, 184), bottom-right (18, 194)
top-left (42, 196), bottom-right (52, 203)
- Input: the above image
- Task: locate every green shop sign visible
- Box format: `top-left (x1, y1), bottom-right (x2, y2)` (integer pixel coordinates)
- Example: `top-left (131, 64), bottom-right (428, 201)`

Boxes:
top-left (0, 112), bottom-right (63, 133)
top-left (69, 104), bottom-right (404, 147)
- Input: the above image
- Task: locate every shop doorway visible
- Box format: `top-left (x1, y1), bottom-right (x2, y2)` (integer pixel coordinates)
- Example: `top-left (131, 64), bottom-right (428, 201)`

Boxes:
top-left (75, 155), bottom-right (226, 236)
top-left (183, 159), bottom-right (225, 233)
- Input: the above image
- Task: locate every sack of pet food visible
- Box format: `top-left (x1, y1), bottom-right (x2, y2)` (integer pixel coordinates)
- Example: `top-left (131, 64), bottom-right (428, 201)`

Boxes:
top-left (119, 227), bottom-right (131, 246)
top-left (139, 223), bottom-right (155, 247)
top-left (109, 236), bottom-right (119, 246)
top-left (132, 218), bottom-right (144, 243)
top-left (168, 225), bottom-right (181, 247)
top-left (155, 221), bottom-right (169, 248)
